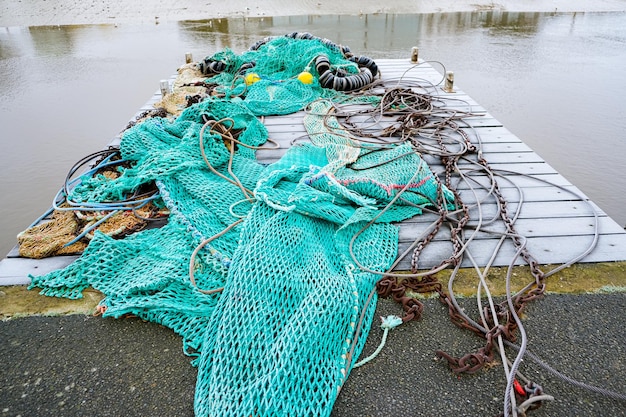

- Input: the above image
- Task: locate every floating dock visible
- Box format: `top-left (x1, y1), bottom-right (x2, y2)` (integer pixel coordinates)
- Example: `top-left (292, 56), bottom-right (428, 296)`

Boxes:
top-left (1, 57), bottom-right (625, 285)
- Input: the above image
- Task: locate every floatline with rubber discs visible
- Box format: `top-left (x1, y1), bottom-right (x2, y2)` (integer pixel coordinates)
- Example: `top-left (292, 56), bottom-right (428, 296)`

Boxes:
top-left (22, 32), bottom-right (623, 417)
top-left (201, 32), bottom-right (379, 94)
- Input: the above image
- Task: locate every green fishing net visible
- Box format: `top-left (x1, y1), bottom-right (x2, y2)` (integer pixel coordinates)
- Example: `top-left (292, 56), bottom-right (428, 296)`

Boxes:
top-left (29, 34), bottom-right (454, 416)
top-left (200, 33), bottom-right (375, 115)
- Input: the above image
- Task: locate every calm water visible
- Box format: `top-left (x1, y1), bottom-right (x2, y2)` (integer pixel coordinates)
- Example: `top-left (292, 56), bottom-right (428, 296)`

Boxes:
top-left (1, 11), bottom-right (625, 257)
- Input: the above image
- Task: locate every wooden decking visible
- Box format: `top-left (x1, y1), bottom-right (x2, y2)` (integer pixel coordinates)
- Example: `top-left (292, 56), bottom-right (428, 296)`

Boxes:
top-left (1, 58), bottom-right (625, 285)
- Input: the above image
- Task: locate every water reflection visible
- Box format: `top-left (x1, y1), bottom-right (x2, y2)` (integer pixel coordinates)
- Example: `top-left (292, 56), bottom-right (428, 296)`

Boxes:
top-left (178, 11), bottom-right (545, 56)
top-left (0, 25), bottom-right (121, 60)
top-left (179, 18), bottom-right (277, 52)
top-left (28, 26), bottom-right (79, 56)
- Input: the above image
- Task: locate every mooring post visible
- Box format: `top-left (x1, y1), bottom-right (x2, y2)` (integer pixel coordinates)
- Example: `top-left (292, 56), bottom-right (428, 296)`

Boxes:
top-left (185, 52), bottom-right (193, 64)
top-left (444, 71), bottom-right (454, 92)
top-left (160, 79), bottom-right (170, 96)
top-left (411, 47), bottom-right (419, 63)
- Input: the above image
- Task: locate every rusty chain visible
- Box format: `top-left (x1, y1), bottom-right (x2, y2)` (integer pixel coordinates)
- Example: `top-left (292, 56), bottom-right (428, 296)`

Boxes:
top-left (373, 106), bottom-right (549, 390)
top-left (330, 83), bottom-right (555, 416)
top-left (333, 85), bottom-right (551, 414)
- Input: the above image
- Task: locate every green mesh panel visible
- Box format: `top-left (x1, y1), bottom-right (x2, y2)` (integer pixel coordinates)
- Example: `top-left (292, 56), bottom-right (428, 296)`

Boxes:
top-left (202, 36), bottom-right (376, 115)
top-left (29, 38), bottom-right (455, 417)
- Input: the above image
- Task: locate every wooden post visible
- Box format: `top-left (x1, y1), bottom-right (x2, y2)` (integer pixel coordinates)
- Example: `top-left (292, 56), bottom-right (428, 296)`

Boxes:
top-left (411, 47), bottom-right (419, 63)
top-left (444, 71), bottom-right (454, 93)
top-left (160, 80), bottom-right (170, 96)
top-left (185, 52), bottom-right (193, 64)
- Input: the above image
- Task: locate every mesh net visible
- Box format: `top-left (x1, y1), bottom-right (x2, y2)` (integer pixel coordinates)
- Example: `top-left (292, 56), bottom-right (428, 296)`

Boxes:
top-left (200, 34), bottom-right (374, 115)
top-left (29, 35), bottom-right (455, 416)
top-left (17, 205), bottom-right (88, 258)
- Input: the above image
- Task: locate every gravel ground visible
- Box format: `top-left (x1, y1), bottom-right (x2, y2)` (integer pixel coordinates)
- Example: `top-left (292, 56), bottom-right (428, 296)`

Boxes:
top-left (2, 293), bottom-right (625, 416)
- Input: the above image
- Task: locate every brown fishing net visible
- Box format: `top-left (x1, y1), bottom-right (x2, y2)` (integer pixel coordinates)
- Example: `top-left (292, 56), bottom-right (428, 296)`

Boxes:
top-left (17, 205), bottom-right (88, 258)
top-left (154, 63), bottom-right (212, 116)
top-left (18, 202), bottom-right (166, 259)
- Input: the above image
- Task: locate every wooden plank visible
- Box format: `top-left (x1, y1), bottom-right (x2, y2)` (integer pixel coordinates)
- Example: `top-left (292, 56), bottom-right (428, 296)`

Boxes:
top-left (450, 183), bottom-right (586, 203)
top-left (258, 127), bottom-right (534, 166)
top-left (453, 161), bottom-right (558, 176)
top-left (421, 152), bottom-right (545, 167)
top-left (392, 232), bottom-right (626, 271)
top-left (260, 131), bottom-right (532, 153)
top-left (464, 127), bottom-right (525, 144)
top-left (257, 149), bottom-right (547, 168)
top-left (409, 199), bottom-right (602, 222)
top-left (398, 215), bottom-right (623, 242)
top-left (0, 256), bottom-right (78, 286)
top-left (447, 171), bottom-right (581, 190)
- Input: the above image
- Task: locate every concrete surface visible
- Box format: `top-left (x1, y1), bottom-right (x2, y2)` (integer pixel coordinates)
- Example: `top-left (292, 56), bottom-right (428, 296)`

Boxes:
top-left (2, 293), bottom-right (625, 416)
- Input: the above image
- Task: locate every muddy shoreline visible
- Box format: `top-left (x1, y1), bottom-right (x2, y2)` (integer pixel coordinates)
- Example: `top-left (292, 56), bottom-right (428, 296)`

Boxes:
top-left (2, 0), bottom-right (626, 27)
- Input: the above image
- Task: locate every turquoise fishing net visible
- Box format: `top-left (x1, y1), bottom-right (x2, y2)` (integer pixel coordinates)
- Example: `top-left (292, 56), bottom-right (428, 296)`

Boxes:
top-left (29, 35), bottom-right (455, 416)
top-left (201, 34), bottom-right (372, 115)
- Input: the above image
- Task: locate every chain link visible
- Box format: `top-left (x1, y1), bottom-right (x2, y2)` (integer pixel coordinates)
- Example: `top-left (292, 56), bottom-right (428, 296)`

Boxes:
top-left (395, 113), bottom-right (548, 388)
top-left (367, 91), bottom-right (549, 417)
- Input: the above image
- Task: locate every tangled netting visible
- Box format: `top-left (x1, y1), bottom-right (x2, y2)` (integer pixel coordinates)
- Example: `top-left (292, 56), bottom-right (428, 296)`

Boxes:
top-left (199, 31), bottom-right (379, 114)
top-left (28, 34), bottom-right (455, 416)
